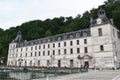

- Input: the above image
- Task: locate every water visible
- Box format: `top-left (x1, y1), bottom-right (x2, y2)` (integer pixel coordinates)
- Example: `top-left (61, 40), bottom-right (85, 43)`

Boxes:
top-left (0, 71), bottom-right (58, 80)
top-left (0, 68), bottom-right (84, 80)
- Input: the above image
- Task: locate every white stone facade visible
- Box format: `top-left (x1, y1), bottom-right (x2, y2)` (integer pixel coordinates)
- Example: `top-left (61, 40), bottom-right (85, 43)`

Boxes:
top-left (7, 9), bottom-right (120, 69)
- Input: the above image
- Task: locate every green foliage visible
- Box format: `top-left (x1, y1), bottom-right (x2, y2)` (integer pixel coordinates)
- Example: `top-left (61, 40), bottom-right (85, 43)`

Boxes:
top-left (45, 30), bottom-right (52, 37)
top-left (0, 0), bottom-right (120, 63)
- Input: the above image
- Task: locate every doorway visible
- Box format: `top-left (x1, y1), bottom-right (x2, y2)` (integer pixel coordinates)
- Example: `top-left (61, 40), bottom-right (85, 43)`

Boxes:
top-left (58, 60), bottom-right (61, 68)
top-left (84, 61), bottom-right (89, 67)
top-left (70, 60), bottom-right (74, 68)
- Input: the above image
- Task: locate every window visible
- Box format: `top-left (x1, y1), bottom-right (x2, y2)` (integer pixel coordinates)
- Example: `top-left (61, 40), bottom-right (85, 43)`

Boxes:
top-left (16, 54), bottom-right (17, 57)
top-left (70, 48), bottom-right (73, 54)
top-left (58, 37), bottom-right (61, 40)
top-left (70, 41), bottom-right (73, 46)
top-left (77, 40), bottom-right (79, 45)
top-left (38, 60), bottom-right (40, 66)
top-left (53, 50), bottom-right (55, 55)
top-left (25, 53), bottom-right (27, 57)
top-left (98, 28), bottom-right (102, 36)
top-left (64, 49), bottom-right (66, 54)
top-left (48, 44), bottom-right (50, 48)
top-left (53, 43), bottom-right (55, 48)
top-left (31, 47), bottom-right (33, 50)
top-left (100, 45), bottom-right (104, 51)
top-left (39, 45), bottom-right (41, 49)
top-left (48, 51), bottom-right (50, 56)
top-left (35, 52), bottom-right (37, 56)
top-left (113, 29), bottom-right (115, 37)
top-left (20, 54), bottom-right (22, 57)
top-left (64, 35), bottom-right (67, 39)
top-left (31, 53), bottom-right (32, 56)
top-left (58, 43), bottom-right (60, 47)
top-left (64, 42), bottom-right (66, 47)
top-left (76, 33), bottom-right (80, 37)
top-left (39, 52), bottom-right (40, 56)
top-left (58, 50), bottom-right (60, 55)
top-left (84, 39), bottom-right (87, 44)
top-left (35, 46), bottom-right (37, 50)
top-left (117, 31), bottom-right (120, 38)
top-left (70, 35), bottom-right (73, 39)
top-left (83, 32), bottom-right (87, 37)
top-left (84, 47), bottom-right (88, 53)
top-left (21, 48), bottom-right (22, 51)
top-left (48, 39), bottom-right (50, 42)
top-left (24, 61), bottom-right (27, 66)
top-left (43, 45), bottom-right (45, 49)
top-left (43, 51), bottom-right (45, 56)
top-left (30, 61), bottom-right (32, 66)
top-left (47, 60), bottom-right (50, 66)
top-left (77, 48), bottom-right (80, 53)
top-left (26, 48), bottom-right (28, 51)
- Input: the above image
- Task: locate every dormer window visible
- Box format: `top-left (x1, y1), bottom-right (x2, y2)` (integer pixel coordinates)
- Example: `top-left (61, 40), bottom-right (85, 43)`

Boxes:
top-left (76, 33), bottom-right (80, 38)
top-left (52, 37), bottom-right (55, 42)
top-left (63, 35), bottom-right (67, 40)
top-left (83, 32), bottom-right (87, 37)
top-left (70, 35), bottom-right (73, 39)
top-left (58, 37), bottom-right (61, 41)
top-left (48, 39), bottom-right (50, 42)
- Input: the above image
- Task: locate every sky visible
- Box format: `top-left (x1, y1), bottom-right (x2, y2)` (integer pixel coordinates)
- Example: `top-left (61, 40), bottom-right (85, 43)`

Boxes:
top-left (0, 0), bottom-right (106, 30)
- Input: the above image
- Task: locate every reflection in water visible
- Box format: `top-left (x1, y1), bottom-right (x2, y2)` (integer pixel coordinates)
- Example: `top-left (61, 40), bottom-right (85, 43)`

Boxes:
top-left (0, 68), bottom-right (83, 80)
top-left (0, 71), bottom-right (61, 80)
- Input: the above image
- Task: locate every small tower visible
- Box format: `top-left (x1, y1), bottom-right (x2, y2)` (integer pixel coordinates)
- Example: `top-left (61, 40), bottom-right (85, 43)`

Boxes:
top-left (13, 31), bottom-right (24, 43)
top-left (7, 31), bottom-right (24, 66)
top-left (90, 8), bottom-right (110, 27)
top-left (98, 8), bottom-right (107, 19)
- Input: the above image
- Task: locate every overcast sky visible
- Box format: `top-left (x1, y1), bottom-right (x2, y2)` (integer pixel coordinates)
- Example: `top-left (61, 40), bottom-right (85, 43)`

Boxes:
top-left (0, 0), bottom-right (106, 30)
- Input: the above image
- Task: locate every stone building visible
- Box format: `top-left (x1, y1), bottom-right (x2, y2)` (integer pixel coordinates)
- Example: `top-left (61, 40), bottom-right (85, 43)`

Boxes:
top-left (7, 9), bottom-right (120, 69)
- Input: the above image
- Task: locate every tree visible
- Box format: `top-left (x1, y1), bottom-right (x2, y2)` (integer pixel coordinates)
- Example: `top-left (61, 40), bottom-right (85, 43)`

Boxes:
top-left (45, 30), bottom-right (52, 37)
top-left (1, 0), bottom-right (120, 64)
